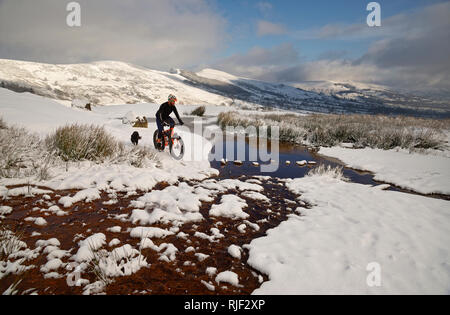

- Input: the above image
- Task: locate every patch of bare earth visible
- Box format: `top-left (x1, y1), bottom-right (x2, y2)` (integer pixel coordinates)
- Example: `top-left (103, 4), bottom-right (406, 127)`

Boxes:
top-left (0, 176), bottom-right (307, 295)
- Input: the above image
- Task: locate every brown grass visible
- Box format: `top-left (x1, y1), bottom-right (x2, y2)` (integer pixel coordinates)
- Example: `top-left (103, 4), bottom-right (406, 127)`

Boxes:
top-left (218, 112), bottom-right (450, 150)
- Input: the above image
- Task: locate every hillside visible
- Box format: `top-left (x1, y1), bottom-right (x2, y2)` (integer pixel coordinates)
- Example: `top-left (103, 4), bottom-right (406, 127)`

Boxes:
top-left (0, 59), bottom-right (448, 118)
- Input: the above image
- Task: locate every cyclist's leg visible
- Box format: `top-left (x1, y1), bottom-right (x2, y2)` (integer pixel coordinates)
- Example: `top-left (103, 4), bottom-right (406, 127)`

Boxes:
top-left (166, 117), bottom-right (175, 136)
top-left (166, 117), bottom-right (175, 129)
top-left (156, 116), bottom-right (163, 140)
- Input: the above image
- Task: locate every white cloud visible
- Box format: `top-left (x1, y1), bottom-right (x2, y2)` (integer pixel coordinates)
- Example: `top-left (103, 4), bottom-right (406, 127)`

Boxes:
top-left (0, 0), bottom-right (227, 69)
top-left (213, 43), bottom-right (299, 78)
top-left (257, 20), bottom-right (287, 36)
top-left (215, 2), bottom-right (450, 92)
top-left (256, 2), bottom-right (273, 13)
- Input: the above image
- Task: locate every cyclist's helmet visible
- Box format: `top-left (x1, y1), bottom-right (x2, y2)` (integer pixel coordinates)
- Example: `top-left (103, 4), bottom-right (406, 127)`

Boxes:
top-left (168, 94), bottom-right (177, 104)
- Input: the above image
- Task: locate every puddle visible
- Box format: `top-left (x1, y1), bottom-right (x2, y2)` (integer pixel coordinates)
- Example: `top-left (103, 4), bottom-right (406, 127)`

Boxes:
top-left (210, 136), bottom-right (393, 187)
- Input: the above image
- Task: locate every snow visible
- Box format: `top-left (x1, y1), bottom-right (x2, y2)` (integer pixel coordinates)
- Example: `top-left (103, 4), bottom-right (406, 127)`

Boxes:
top-left (0, 206), bottom-right (13, 216)
top-left (206, 267), bottom-right (217, 277)
top-left (2, 74), bottom-right (449, 295)
top-left (40, 258), bottom-right (63, 273)
top-left (246, 174), bottom-right (450, 294)
top-left (0, 59), bottom-right (232, 107)
top-left (319, 146), bottom-right (450, 195)
top-left (0, 88), bottom-right (219, 193)
top-left (215, 271), bottom-right (241, 287)
top-left (158, 243), bottom-right (178, 262)
top-left (195, 253), bottom-right (210, 262)
top-left (106, 226), bottom-right (122, 233)
top-left (201, 280), bottom-right (216, 292)
top-left (228, 245), bottom-right (242, 260)
top-left (59, 188), bottom-right (101, 208)
top-left (24, 217), bottom-right (48, 226)
top-left (241, 191), bottom-right (270, 203)
top-left (197, 68), bottom-right (240, 84)
top-left (209, 195), bottom-right (249, 220)
top-left (73, 233), bottom-right (106, 263)
top-left (129, 227), bottom-right (174, 239)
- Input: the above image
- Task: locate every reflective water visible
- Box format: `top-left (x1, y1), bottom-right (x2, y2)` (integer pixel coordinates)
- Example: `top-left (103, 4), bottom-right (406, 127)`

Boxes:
top-left (209, 135), bottom-right (398, 190)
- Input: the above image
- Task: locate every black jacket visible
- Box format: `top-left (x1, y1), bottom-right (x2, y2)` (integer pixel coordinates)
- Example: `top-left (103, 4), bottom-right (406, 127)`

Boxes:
top-left (156, 102), bottom-right (183, 124)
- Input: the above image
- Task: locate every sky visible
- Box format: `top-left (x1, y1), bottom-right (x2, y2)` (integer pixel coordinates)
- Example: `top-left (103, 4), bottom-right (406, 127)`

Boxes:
top-left (0, 0), bottom-right (449, 93)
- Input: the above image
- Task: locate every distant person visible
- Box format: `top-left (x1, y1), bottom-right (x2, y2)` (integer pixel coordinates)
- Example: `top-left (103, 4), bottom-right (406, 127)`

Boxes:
top-left (155, 94), bottom-right (184, 143)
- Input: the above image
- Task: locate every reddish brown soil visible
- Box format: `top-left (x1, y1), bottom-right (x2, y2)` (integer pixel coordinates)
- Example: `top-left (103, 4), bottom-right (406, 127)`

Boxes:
top-left (0, 176), bottom-right (307, 295)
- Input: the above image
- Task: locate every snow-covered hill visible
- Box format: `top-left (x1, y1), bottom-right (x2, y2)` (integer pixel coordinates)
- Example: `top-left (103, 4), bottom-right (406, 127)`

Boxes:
top-left (0, 59), bottom-right (448, 118)
top-left (0, 59), bottom-right (230, 107)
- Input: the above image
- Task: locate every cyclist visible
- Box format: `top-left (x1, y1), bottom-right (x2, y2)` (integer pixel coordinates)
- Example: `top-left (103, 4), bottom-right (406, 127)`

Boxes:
top-left (156, 94), bottom-right (184, 143)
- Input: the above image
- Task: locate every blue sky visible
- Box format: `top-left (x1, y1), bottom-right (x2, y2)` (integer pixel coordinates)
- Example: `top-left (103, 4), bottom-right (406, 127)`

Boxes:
top-left (213, 0), bottom-right (446, 61)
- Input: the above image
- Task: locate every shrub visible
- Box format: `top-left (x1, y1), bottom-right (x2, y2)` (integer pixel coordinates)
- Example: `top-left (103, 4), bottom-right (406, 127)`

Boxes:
top-left (217, 111), bottom-right (449, 151)
top-left (46, 124), bottom-right (118, 162)
top-left (0, 116), bottom-right (6, 129)
top-left (112, 143), bottom-right (159, 168)
top-left (191, 106), bottom-right (206, 117)
top-left (0, 125), bottom-right (45, 178)
top-left (307, 164), bottom-right (348, 181)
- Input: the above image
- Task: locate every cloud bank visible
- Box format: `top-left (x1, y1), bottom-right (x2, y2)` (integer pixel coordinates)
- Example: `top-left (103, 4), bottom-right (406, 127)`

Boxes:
top-left (214, 2), bottom-right (450, 92)
top-left (0, 0), bottom-right (226, 70)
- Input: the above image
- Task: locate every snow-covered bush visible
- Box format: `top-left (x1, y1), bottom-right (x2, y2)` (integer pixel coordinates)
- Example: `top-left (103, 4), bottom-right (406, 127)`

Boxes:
top-left (0, 124), bottom-right (51, 179)
top-left (307, 164), bottom-right (348, 181)
top-left (112, 144), bottom-right (159, 168)
top-left (218, 112), bottom-right (449, 151)
top-left (45, 123), bottom-right (158, 166)
top-left (0, 116), bottom-right (6, 129)
top-left (191, 106), bottom-right (206, 117)
top-left (46, 124), bottom-right (119, 162)
top-left (0, 225), bottom-right (26, 261)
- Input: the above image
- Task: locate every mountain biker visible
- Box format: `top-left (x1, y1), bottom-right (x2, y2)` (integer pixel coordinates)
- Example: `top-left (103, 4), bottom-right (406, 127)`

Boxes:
top-left (156, 94), bottom-right (184, 142)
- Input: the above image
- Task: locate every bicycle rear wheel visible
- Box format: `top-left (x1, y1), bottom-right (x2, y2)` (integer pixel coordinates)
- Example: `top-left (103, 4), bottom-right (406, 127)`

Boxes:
top-left (153, 129), bottom-right (165, 151)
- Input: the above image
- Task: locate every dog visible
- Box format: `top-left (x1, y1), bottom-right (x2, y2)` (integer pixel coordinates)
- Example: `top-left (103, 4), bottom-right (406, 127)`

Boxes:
top-left (131, 131), bottom-right (142, 146)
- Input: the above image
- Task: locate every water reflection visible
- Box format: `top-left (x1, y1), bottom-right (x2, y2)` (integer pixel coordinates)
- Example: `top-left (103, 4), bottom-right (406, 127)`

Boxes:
top-left (209, 135), bottom-right (389, 188)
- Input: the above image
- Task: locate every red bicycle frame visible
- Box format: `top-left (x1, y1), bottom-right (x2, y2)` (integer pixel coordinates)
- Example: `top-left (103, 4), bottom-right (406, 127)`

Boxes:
top-left (162, 127), bottom-right (175, 147)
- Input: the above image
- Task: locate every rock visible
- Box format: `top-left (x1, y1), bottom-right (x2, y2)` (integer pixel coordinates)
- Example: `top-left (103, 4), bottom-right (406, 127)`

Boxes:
top-left (133, 116), bottom-right (148, 128)
top-left (296, 160), bottom-right (307, 166)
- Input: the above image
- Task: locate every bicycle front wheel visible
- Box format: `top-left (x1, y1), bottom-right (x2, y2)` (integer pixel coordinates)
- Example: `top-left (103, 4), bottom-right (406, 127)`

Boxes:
top-left (170, 136), bottom-right (184, 160)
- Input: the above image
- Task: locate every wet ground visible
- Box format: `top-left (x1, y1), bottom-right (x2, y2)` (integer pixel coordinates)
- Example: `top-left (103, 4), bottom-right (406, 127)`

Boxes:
top-left (0, 176), bottom-right (308, 295)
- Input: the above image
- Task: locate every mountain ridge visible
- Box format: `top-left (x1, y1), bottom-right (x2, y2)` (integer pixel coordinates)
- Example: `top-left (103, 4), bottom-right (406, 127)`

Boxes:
top-left (0, 58), bottom-right (448, 118)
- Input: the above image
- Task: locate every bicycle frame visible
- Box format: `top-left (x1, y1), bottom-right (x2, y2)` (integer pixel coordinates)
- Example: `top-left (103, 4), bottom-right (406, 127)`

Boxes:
top-left (163, 128), bottom-right (178, 148)
top-left (162, 126), bottom-right (177, 147)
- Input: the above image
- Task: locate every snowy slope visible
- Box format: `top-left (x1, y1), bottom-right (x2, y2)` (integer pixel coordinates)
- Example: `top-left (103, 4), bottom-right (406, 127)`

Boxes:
top-left (247, 174), bottom-right (450, 295)
top-left (192, 69), bottom-right (450, 117)
top-left (0, 59), bottom-right (231, 107)
top-left (1, 58), bottom-right (448, 118)
top-left (319, 146), bottom-right (450, 195)
top-left (0, 88), bottom-right (213, 165)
